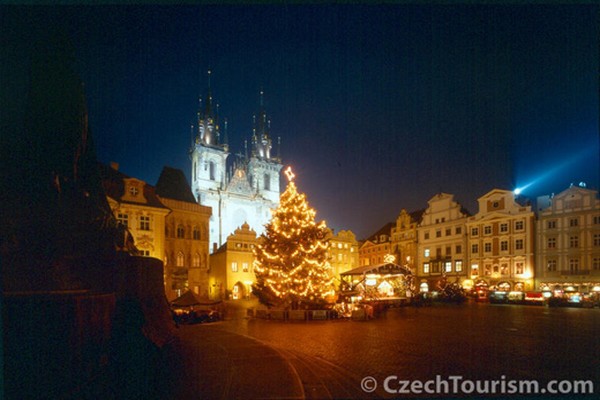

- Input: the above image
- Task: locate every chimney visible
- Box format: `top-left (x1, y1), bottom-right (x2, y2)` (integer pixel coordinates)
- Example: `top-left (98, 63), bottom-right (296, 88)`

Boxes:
top-left (213, 243), bottom-right (218, 253)
top-left (110, 161), bottom-right (119, 171)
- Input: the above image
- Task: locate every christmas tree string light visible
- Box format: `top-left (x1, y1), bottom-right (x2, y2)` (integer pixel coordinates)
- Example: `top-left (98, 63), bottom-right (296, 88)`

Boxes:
top-left (252, 166), bottom-right (334, 308)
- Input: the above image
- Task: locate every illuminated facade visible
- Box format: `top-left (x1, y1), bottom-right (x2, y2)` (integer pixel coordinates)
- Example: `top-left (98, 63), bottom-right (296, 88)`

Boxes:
top-left (101, 163), bottom-right (169, 261)
top-left (327, 229), bottom-right (359, 287)
top-left (359, 223), bottom-right (395, 267)
top-left (190, 76), bottom-right (282, 251)
top-left (391, 209), bottom-right (423, 275)
top-left (208, 222), bottom-right (258, 300)
top-left (156, 167), bottom-right (212, 301)
top-left (536, 184), bottom-right (600, 293)
top-left (417, 193), bottom-right (470, 291)
top-left (466, 189), bottom-right (536, 292)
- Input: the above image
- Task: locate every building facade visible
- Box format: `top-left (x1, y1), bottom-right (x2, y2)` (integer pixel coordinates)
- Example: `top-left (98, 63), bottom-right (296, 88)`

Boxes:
top-left (359, 223), bottom-right (395, 267)
top-left (156, 167), bottom-right (212, 301)
top-left (327, 229), bottom-right (359, 288)
top-left (101, 163), bottom-right (169, 261)
top-left (466, 189), bottom-right (536, 292)
top-left (417, 193), bottom-right (470, 292)
top-left (390, 209), bottom-right (423, 275)
top-left (536, 184), bottom-right (600, 293)
top-left (190, 77), bottom-right (282, 251)
top-left (209, 222), bottom-right (259, 300)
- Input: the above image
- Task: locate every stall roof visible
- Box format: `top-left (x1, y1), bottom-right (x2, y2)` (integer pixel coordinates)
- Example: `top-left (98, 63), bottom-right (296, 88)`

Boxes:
top-left (340, 262), bottom-right (412, 276)
top-left (170, 291), bottom-right (221, 307)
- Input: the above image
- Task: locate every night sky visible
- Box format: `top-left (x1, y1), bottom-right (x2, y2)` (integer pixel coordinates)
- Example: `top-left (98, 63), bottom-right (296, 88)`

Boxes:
top-left (2, 5), bottom-right (598, 239)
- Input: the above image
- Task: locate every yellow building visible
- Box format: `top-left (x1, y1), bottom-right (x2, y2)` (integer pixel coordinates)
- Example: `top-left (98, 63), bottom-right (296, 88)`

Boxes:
top-left (101, 163), bottom-right (169, 261)
top-left (327, 229), bottom-right (359, 288)
top-left (209, 222), bottom-right (258, 300)
top-left (417, 193), bottom-right (470, 292)
top-left (156, 167), bottom-right (212, 301)
top-left (466, 189), bottom-right (536, 292)
top-left (391, 209), bottom-right (423, 275)
top-left (536, 184), bottom-right (600, 293)
top-left (359, 223), bottom-right (395, 266)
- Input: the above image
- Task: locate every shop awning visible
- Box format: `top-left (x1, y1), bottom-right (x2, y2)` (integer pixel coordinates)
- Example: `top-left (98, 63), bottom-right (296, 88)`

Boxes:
top-left (340, 262), bottom-right (412, 276)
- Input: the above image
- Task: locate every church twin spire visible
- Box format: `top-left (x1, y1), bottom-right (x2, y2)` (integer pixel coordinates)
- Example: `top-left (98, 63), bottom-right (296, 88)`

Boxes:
top-left (192, 71), bottom-right (279, 162)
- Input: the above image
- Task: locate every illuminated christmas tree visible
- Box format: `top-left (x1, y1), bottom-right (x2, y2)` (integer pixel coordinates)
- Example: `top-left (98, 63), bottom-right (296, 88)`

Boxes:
top-left (252, 167), bottom-right (334, 309)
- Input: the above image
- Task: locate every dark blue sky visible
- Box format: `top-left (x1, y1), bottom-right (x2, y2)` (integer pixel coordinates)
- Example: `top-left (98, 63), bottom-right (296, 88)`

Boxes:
top-left (2, 5), bottom-right (598, 239)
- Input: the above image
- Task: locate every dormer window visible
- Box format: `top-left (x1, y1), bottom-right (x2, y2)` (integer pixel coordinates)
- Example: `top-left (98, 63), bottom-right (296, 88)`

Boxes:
top-left (129, 186), bottom-right (139, 196)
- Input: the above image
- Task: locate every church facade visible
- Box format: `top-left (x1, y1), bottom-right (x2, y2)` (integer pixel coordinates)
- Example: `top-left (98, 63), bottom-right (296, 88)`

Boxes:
top-left (190, 75), bottom-right (283, 251)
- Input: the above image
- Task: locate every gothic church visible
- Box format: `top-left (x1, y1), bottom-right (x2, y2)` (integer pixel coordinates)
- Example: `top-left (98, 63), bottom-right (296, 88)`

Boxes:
top-left (190, 73), bottom-right (282, 251)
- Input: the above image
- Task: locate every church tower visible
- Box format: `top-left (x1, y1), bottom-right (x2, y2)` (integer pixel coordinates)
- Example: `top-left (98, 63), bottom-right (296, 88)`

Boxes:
top-left (248, 90), bottom-right (283, 204)
top-left (190, 79), bottom-right (283, 252)
top-left (190, 71), bottom-right (229, 248)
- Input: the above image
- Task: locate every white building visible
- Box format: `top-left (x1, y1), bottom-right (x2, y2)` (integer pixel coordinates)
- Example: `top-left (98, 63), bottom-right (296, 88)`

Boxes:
top-left (190, 76), bottom-right (282, 251)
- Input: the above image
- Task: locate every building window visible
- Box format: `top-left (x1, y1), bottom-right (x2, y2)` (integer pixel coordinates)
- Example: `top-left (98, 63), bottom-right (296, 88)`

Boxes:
top-left (569, 218), bottom-right (578, 227)
top-left (593, 258), bottom-right (600, 270)
top-left (569, 236), bottom-right (579, 248)
top-left (140, 250), bottom-right (150, 256)
top-left (484, 264), bottom-right (491, 276)
top-left (593, 234), bottom-right (600, 247)
top-left (515, 221), bottom-right (524, 231)
top-left (484, 226), bottom-right (492, 235)
top-left (547, 237), bottom-right (556, 249)
top-left (424, 232), bottom-right (430, 240)
top-left (455, 245), bottom-right (462, 254)
top-left (471, 244), bottom-right (479, 254)
top-left (432, 262), bottom-right (440, 273)
top-left (264, 173), bottom-right (270, 191)
top-left (594, 216), bottom-right (600, 225)
top-left (193, 227), bottom-right (200, 240)
top-left (140, 215), bottom-right (150, 231)
top-left (231, 262), bottom-right (238, 272)
top-left (455, 226), bottom-right (462, 235)
top-left (436, 248), bottom-right (442, 257)
top-left (193, 253), bottom-right (200, 268)
top-left (547, 220), bottom-right (557, 229)
top-left (176, 252), bottom-right (184, 267)
top-left (242, 262), bottom-right (249, 272)
top-left (209, 161), bottom-right (215, 181)
top-left (500, 263), bottom-right (508, 275)
top-left (471, 227), bottom-right (479, 236)
top-left (515, 239), bottom-right (523, 250)
top-left (455, 260), bottom-right (463, 272)
top-left (177, 224), bottom-right (185, 238)
top-left (423, 263), bottom-right (430, 274)
top-left (424, 248), bottom-right (430, 258)
top-left (117, 213), bottom-right (129, 228)
top-left (500, 223), bottom-right (508, 233)
top-left (515, 262), bottom-right (524, 274)
top-left (444, 261), bottom-right (452, 273)
top-left (547, 260), bottom-right (557, 272)
top-left (436, 230), bottom-right (441, 238)
top-left (500, 241), bottom-right (508, 251)
top-left (445, 228), bottom-right (451, 236)
top-left (484, 243), bottom-right (492, 253)
top-left (445, 246), bottom-right (451, 256)
top-left (129, 186), bottom-right (139, 197)
top-left (569, 259), bottom-right (579, 273)
top-left (471, 264), bottom-right (479, 276)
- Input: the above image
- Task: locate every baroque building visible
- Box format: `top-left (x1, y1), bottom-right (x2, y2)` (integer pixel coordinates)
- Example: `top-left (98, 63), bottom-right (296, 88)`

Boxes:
top-left (359, 222), bottom-right (395, 267)
top-left (466, 189), bottom-right (536, 292)
top-left (209, 222), bottom-right (259, 300)
top-left (156, 166), bottom-right (212, 301)
top-left (416, 193), bottom-right (470, 292)
top-left (327, 229), bottom-right (359, 288)
top-left (390, 209), bottom-right (423, 275)
top-left (536, 183), bottom-right (600, 293)
top-left (100, 163), bottom-right (169, 261)
top-left (189, 75), bottom-right (282, 251)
